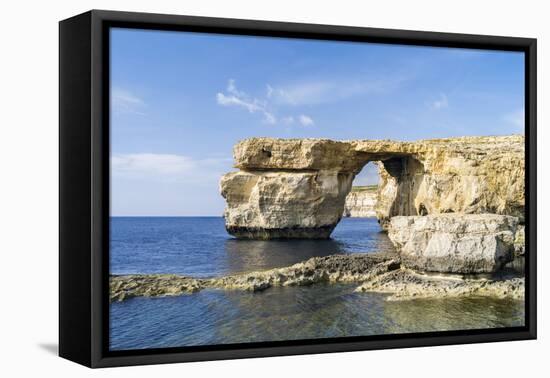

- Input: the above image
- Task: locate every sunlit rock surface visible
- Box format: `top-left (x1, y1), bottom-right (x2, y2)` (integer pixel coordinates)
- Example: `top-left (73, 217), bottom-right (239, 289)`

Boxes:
top-left (220, 135), bottom-right (524, 239)
top-left (387, 214), bottom-right (518, 273)
top-left (355, 268), bottom-right (524, 301)
top-left (220, 170), bottom-right (354, 239)
top-left (343, 186), bottom-right (377, 218)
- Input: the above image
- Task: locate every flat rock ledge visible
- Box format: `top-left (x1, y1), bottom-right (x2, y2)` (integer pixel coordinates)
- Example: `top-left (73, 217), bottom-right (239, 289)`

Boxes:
top-left (356, 268), bottom-right (524, 301)
top-left (110, 253), bottom-right (399, 302)
top-left (110, 253), bottom-right (523, 302)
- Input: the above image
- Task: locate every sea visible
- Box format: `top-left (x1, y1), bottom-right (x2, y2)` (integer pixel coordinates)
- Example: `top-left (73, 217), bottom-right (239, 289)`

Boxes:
top-left (109, 217), bottom-right (525, 351)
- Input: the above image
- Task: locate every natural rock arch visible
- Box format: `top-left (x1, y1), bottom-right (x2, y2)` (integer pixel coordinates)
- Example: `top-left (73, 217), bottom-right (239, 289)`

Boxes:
top-left (220, 135), bottom-right (524, 239)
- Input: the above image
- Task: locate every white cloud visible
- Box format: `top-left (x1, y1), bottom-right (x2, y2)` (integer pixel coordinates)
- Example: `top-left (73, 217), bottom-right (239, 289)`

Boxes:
top-left (274, 81), bottom-right (333, 106)
top-left (353, 163), bottom-right (380, 186)
top-left (282, 116), bottom-right (295, 124)
top-left (268, 75), bottom-right (409, 106)
top-left (299, 114), bottom-right (314, 126)
top-left (112, 87), bottom-right (146, 115)
top-left (266, 84), bottom-right (274, 98)
top-left (112, 153), bottom-right (195, 176)
top-left (111, 154), bottom-right (233, 216)
top-left (263, 112), bottom-right (277, 125)
top-left (227, 79), bottom-right (247, 98)
top-left (111, 153), bottom-right (232, 182)
top-left (216, 79), bottom-right (323, 127)
top-left (504, 108), bottom-right (525, 130)
top-left (216, 93), bottom-right (263, 113)
top-left (430, 94), bottom-right (449, 110)
top-left (216, 79), bottom-right (276, 124)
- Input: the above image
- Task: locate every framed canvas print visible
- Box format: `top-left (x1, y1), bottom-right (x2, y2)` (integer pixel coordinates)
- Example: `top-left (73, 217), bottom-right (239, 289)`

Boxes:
top-left (59, 10), bottom-right (537, 368)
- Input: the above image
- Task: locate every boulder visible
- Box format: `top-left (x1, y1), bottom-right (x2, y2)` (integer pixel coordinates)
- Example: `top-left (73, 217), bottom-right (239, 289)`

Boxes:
top-left (387, 214), bottom-right (518, 273)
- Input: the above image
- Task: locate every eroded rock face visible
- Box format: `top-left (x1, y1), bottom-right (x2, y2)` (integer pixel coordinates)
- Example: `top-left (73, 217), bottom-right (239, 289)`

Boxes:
top-left (343, 186), bottom-right (377, 217)
top-left (220, 170), bottom-right (354, 238)
top-left (387, 214), bottom-right (518, 273)
top-left (360, 136), bottom-right (525, 228)
top-left (220, 135), bottom-right (524, 239)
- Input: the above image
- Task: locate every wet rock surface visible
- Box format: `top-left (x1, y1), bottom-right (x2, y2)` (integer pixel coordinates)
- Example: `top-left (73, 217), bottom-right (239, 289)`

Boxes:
top-left (355, 268), bottom-right (524, 301)
top-left (110, 252), bottom-right (523, 303)
top-left (110, 253), bottom-right (399, 301)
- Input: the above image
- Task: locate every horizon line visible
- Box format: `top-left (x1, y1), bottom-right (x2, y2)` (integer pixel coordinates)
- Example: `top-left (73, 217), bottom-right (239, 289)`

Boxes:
top-left (110, 215), bottom-right (224, 217)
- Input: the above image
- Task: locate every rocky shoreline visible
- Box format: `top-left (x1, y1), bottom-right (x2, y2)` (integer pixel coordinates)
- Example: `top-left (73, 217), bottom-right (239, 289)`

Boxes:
top-left (110, 253), bottom-right (399, 301)
top-left (110, 252), bottom-right (523, 303)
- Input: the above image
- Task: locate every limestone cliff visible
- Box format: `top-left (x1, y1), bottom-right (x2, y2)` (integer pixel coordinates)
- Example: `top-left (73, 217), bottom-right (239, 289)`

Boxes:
top-left (220, 135), bottom-right (524, 239)
top-left (343, 186), bottom-right (378, 217)
top-left (220, 170), bottom-right (353, 238)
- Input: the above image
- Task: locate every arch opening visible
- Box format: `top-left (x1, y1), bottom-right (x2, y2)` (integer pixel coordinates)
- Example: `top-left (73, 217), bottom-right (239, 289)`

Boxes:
top-left (340, 153), bottom-right (427, 227)
top-left (343, 162), bottom-right (379, 218)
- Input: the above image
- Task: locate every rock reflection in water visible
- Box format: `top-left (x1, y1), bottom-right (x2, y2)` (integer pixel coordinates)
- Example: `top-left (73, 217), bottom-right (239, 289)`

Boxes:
top-left (223, 238), bottom-right (346, 274)
top-left (110, 217), bottom-right (395, 277)
top-left (503, 256), bottom-right (525, 275)
top-left (222, 217), bottom-right (396, 275)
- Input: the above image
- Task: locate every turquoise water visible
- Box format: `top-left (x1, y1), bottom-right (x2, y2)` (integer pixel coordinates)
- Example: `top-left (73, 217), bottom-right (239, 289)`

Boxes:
top-left (109, 217), bottom-right (524, 351)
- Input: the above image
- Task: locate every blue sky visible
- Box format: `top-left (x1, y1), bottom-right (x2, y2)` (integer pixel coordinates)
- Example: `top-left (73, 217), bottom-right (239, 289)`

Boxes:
top-left (110, 28), bottom-right (524, 216)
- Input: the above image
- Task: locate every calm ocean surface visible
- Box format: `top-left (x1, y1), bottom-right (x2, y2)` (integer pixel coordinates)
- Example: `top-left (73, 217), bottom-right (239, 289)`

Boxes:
top-left (110, 217), bottom-right (524, 350)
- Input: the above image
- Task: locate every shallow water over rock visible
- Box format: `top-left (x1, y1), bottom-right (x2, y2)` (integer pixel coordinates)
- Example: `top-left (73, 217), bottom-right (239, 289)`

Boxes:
top-left (110, 283), bottom-right (524, 350)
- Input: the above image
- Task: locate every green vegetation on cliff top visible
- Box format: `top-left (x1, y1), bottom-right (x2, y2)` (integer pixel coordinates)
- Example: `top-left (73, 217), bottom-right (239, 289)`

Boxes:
top-left (351, 185), bottom-right (378, 192)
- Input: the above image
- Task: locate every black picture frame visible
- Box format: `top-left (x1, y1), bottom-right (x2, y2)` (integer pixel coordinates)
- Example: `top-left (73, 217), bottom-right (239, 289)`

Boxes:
top-left (59, 9), bottom-right (537, 368)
